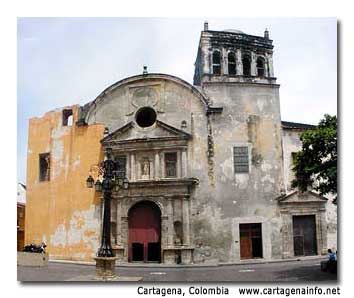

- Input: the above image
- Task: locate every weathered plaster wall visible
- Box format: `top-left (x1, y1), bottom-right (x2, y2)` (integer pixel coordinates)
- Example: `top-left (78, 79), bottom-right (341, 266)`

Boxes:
top-left (282, 129), bottom-right (302, 192)
top-left (281, 128), bottom-right (337, 252)
top-left (197, 82), bottom-right (285, 262)
top-left (325, 198), bottom-right (337, 251)
top-left (25, 105), bottom-right (105, 261)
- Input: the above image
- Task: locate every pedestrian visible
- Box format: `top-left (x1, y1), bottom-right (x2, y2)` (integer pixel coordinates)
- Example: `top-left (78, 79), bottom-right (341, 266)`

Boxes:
top-left (326, 249), bottom-right (337, 273)
top-left (328, 249), bottom-right (336, 262)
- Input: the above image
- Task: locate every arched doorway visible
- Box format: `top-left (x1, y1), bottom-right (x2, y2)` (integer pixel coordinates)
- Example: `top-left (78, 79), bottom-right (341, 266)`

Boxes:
top-left (128, 201), bottom-right (161, 262)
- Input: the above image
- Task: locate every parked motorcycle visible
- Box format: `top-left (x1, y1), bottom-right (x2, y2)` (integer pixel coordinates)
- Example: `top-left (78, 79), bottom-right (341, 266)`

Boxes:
top-left (23, 242), bottom-right (47, 253)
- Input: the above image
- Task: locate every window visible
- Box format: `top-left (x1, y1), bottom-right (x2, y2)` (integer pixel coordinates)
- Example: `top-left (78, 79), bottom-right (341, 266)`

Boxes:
top-left (165, 152), bottom-right (177, 177)
top-left (39, 153), bottom-right (50, 181)
top-left (228, 52), bottom-right (236, 75)
top-left (62, 109), bottom-right (73, 126)
top-left (115, 155), bottom-right (127, 178)
top-left (256, 57), bottom-right (265, 77)
top-left (291, 152), bottom-right (299, 167)
top-left (212, 51), bottom-right (221, 74)
top-left (233, 146), bottom-right (249, 173)
top-left (135, 106), bottom-right (157, 128)
top-left (242, 55), bottom-right (251, 76)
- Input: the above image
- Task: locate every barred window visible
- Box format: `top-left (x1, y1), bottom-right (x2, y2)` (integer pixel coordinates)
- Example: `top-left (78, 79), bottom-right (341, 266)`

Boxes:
top-left (233, 146), bottom-right (249, 173)
top-left (115, 155), bottom-right (127, 178)
top-left (165, 152), bottom-right (177, 177)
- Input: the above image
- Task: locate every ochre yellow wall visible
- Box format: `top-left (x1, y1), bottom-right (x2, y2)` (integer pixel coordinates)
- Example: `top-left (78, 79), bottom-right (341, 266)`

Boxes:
top-left (25, 105), bottom-right (105, 261)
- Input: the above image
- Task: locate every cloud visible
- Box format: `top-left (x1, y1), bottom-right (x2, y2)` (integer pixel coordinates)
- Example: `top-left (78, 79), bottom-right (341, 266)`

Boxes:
top-left (17, 18), bottom-right (337, 183)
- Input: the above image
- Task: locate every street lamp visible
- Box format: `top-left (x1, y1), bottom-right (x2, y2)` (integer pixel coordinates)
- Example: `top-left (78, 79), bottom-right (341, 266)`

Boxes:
top-left (86, 148), bottom-right (129, 278)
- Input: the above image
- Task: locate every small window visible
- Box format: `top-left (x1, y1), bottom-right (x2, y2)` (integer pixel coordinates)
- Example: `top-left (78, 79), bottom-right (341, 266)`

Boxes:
top-left (165, 152), bottom-right (177, 177)
top-left (62, 109), bottom-right (73, 126)
top-left (242, 55), bottom-right (251, 76)
top-left (228, 52), bottom-right (236, 75)
top-left (212, 51), bottom-right (221, 75)
top-left (233, 146), bottom-right (249, 173)
top-left (115, 156), bottom-right (127, 178)
top-left (39, 153), bottom-right (50, 181)
top-left (181, 120), bottom-right (187, 129)
top-left (257, 57), bottom-right (265, 77)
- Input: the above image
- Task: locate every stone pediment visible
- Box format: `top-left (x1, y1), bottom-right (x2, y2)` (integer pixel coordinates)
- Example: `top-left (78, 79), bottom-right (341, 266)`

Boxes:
top-left (101, 120), bottom-right (191, 146)
top-left (277, 190), bottom-right (327, 205)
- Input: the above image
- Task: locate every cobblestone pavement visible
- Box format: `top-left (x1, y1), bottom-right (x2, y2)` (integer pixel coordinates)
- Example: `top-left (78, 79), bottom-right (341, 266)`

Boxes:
top-left (18, 258), bottom-right (337, 282)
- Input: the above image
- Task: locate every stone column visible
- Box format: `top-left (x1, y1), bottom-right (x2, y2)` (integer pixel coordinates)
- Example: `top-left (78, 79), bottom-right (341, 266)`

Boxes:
top-left (121, 216), bottom-right (129, 261)
top-left (167, 199), bottom-right (174, 246)
top-left (126, 154), bottom-right (130, 180)
top-left (267, 54), bottom-right (274, 77)
top-left (149, 158), bottom-right (154, 180)
top-left (161, 215), bottom-right (168, 248)
top-left (201, 39), bottom-right (210, 74)
top-left (111, 200), bottom-right (117, 244)
top-left (236, 49), bottom-right (243, 75)
top-left (279, 211), bottom-right (291, 259)
top-left (318, 210), bottom-right (328, 255)
top-left (154, 151), bottom-right (160, 179)
top-left (116, 200), bottom-right (122, 245)
top-left (130, 153), bottom-right (136, 181)
top-left (182, 198), bottom-right (191, 246)
top-left (160, 152), bottom-right (165, 178)
top-left (251, 52), bottom-right (257, 76)
top-left (137, 159), bottom-right (141, 180)
top-left (222, 48), bottom-right (228, 75)
top-left (177, 150), bottom-right (182, 178)
top-left (264, 57), bottom-right (269, 77)
top-left (181, 149), bottom-right (188, 178)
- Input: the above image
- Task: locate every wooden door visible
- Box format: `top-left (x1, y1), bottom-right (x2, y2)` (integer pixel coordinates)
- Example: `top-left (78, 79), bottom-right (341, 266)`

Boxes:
top-left (128, 201), bottom-right (161, 262)
top-left (293, 215), bottom-right (317, 256)
top-left (239, 223), bottom-right (262, 259)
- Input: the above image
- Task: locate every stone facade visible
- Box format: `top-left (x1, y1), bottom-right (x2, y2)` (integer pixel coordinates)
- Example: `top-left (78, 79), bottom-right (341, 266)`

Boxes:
top-left (24, 24), bottom-right (337, 264)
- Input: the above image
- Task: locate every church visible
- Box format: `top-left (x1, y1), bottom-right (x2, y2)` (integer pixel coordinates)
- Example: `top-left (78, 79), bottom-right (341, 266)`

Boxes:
top-left (24, 22), bottom-right (337, 264)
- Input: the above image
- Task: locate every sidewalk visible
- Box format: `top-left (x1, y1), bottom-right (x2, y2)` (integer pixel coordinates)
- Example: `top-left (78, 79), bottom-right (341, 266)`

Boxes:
top-left (49, 255), bottom-right (326, 268)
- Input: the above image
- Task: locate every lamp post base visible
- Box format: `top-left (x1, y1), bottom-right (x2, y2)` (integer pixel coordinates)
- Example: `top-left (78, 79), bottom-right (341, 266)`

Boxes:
top-left (94, 256), bottom-right (118, 280)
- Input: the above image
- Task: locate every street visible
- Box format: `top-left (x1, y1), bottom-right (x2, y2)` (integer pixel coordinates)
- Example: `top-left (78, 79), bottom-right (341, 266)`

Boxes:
top-left (18, 258), bottom-right (337, 282)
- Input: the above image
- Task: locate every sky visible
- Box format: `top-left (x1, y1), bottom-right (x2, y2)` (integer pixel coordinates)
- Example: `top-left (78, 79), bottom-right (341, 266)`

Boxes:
top-left (17, 17), bottom-right (337, 184)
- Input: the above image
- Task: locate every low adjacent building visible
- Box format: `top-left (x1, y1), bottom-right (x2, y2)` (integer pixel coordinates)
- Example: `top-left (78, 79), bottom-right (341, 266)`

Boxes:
top-left (17, 183), bottom-right (26, 251)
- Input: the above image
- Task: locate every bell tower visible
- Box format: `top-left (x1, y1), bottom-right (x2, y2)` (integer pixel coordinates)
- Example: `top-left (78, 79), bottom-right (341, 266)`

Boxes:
top-left (193, 22), bottom-right (276, 86)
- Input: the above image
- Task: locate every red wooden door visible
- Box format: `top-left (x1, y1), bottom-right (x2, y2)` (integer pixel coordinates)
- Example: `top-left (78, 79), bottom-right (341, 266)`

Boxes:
top-left (239, 223), bottom-right (263, 259)
top-left (128, 201), bottom-right (161, 262)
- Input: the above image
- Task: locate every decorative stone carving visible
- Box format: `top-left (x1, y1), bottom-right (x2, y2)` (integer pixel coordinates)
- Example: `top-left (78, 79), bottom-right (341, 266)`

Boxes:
top-left (126, 83), bottom-right (165, 116)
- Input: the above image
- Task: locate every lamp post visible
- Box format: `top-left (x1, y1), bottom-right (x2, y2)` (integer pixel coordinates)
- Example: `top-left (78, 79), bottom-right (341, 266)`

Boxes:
top-left (86, 148), bottom-right (129, 278)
